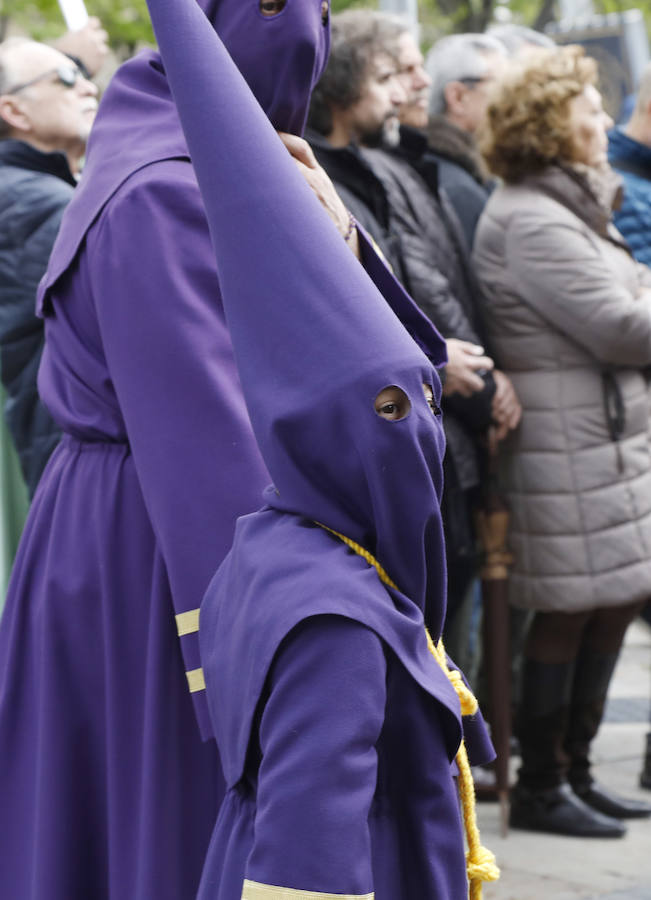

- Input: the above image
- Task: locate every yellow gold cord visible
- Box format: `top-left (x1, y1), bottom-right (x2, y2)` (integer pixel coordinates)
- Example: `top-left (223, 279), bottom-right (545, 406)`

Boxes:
top-left (317, 523), bottom-right (500, 899)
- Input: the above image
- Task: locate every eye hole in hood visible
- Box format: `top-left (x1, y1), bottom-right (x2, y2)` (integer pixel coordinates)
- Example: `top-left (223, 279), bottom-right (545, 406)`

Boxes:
top-left (375, 385), bottom-right (411, 421)
top-left (198, 0), bottom-right (330, 134)
top-left (259, 0), bottom-right (286, 15)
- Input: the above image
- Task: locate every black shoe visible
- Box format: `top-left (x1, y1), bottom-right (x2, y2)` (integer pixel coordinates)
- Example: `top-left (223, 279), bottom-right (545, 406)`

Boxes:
top-left (640, 732), bottom-right (651, 791)
top-left (510, 783), bottom-right (626, 837)
top-left (572, 781), bottom-right (651, 819)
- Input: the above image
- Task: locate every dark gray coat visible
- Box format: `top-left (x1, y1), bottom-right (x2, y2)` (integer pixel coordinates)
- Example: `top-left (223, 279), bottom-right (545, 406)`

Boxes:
top-left (423, 117), bottom-right (493, 252)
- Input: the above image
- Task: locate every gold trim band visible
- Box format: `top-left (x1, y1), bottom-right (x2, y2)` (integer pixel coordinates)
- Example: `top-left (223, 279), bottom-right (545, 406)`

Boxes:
top-left (186, 667), bottom-right (206, 693)
top-left (242, 881), bottom-right (373, 900)
top-left (176, 608), bottom-right (200, 636)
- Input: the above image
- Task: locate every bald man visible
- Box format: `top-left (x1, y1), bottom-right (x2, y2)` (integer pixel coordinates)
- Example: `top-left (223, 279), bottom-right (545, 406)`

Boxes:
top-left (0, 39), bottom-right (97, 494)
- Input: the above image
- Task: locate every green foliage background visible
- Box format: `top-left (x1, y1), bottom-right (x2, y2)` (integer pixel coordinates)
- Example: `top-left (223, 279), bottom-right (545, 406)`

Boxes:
top-left (0, 0), bottom-right (155, 55)
top-left (2, 0), bottom-right (650, 58)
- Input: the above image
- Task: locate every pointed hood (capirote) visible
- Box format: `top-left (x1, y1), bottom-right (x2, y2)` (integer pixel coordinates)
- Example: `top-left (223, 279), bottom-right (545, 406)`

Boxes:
top-left (38, 0), bottom-right (330, 312)
top-left (143, 0), bottom-right (450, 625)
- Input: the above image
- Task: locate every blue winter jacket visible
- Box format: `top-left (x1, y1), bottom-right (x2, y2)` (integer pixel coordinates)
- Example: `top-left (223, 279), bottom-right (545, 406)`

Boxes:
top-left (608, 127), bottom-right (651, 267)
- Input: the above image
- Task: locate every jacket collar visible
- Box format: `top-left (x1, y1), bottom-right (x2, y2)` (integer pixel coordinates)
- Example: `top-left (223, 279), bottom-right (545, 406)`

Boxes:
top-left (523, 163), bottom-right (627, 250)
top-left (0, 139), bottom-right (76, 186)
top-left (425, 115), bottom-right (488, 184)
top-left (399, 123), bottom-right (429, 157)
top-left (306, 127), bottom-right (391, 228)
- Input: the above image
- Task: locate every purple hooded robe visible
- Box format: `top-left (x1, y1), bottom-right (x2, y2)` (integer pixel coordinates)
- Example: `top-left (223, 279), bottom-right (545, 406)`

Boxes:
top-left (143, 1), bottom-right (496, 898)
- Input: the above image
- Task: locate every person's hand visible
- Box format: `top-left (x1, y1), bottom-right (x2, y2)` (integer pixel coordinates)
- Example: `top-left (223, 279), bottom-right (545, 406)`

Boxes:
top-left (277, 132), bottom-right (359, 257)
top-left (442, 338), bottom-right (493, 397)
top-left (490, 369), bottom-right (521, 445)
top-left (53, 17), bottom-right (109, 77)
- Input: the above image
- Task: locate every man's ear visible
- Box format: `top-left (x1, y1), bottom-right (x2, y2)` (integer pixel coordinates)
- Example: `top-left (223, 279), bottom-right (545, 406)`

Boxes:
top-left (443, 80), bottom-right (467, 118)
top-left (0, 95), bottom-right (31, 135)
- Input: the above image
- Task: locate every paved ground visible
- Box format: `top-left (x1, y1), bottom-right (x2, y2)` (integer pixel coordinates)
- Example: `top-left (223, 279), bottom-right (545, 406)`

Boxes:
top-left (478, 618), bottom-right (651, 900)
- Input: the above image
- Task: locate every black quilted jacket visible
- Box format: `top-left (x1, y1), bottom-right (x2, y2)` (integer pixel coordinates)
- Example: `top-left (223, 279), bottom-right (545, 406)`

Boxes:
top-left (0, 141), bottom-right (74, 496)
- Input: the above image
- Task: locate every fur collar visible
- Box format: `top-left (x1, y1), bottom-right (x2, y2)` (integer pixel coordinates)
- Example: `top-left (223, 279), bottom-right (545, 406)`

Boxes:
top-left (425, 116), bottom-right (488, 184)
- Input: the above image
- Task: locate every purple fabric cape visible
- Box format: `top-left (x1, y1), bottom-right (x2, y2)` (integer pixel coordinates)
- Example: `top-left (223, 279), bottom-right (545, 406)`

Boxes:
top-left (200, 582), bottom-right (475, 899)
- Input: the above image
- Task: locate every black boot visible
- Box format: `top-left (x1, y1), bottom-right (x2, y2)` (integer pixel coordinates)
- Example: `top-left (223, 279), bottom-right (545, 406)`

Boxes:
top-left (573, 781), bottom-right (651, 819)
top-left (641, 732), bottom-right (651, 791)
top-left (512, 658), bottom-right (625, 836)
top-left (510, 782), bottom-right (626, 837)
top-left (515, 659), bottom-right (574, 791)
top-left (565, 648), bottom-right (617, 792)
top-left (565, 648), bottom-right (651, 818)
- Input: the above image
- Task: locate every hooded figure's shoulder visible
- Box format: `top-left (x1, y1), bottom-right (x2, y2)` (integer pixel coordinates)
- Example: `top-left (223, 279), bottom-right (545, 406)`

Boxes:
top-left (201, 509), bottom-right (385, 647)
top-left (97, 156), bottom-right (202, 226)
top-left (199, 508), bottom-right (463, 787)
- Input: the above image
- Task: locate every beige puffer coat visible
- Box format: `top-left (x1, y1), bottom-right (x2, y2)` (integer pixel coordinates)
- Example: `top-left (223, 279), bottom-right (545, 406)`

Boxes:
top-left (473, 165), bottom-right (651, 612)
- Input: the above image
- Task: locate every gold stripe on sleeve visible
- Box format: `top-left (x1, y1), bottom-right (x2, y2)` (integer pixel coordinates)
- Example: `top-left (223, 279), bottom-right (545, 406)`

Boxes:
top-left (242, 880), bottom-right (373, 900)
top-left (175, 608), bottom-right (200, 636)
top-left (185, 667), bottom-right (206, 693)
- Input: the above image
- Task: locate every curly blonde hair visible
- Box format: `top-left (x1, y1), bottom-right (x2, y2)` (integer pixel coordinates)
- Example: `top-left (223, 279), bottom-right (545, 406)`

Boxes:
top-left (478, 45), bottom-right (598, 182)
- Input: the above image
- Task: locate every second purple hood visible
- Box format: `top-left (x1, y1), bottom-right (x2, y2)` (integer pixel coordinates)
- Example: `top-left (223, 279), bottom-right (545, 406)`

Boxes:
top-left (38, 0), bottom-right (329, 309)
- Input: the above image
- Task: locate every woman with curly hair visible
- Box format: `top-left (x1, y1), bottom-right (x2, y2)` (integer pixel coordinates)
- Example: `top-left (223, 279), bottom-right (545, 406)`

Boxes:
top-left (473, 45), bottom-right (651, 836)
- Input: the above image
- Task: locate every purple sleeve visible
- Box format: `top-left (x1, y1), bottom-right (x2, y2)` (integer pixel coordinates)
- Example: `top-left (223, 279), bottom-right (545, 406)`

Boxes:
top-left (88, 161), bottom-right (269, 614)
top-left (444, 652), bottom-right (495, 768)
top-left (245, 615), bottom-right (386, 896)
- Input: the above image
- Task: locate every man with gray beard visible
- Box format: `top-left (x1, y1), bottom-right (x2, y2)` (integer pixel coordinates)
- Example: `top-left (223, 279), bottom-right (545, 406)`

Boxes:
top-left (306, 11), bottom-right (407, 270)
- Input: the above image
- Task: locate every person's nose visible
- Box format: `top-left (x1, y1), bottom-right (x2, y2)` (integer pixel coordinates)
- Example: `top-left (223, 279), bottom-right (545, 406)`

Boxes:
top-left (389, 75), bottom-right (408, 106)
top-left (415, 65), bottom-right (431, 91)
top-left (76, 74), bottom-right (99, 97)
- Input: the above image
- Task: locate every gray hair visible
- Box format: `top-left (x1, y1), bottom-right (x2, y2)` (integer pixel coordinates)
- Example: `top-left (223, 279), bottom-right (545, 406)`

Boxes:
top-left (487, 24), bottom-right (555, 57)
top-left (308, 10), bottom-right (408, 136)
top-left (425, 33), bottom-right (506, 116)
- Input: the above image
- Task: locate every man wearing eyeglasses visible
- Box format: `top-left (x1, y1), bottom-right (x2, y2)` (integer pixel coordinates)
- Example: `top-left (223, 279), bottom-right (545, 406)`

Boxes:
top-left (423, 33), bottom-right (507, 251)
top-left (0, 39), bottom-right (97, 497)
